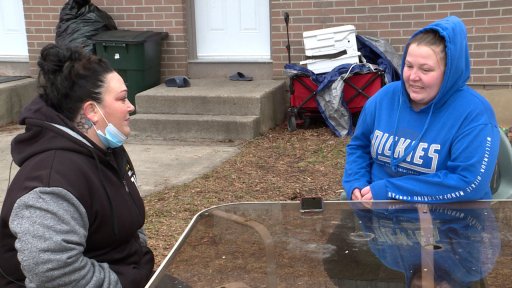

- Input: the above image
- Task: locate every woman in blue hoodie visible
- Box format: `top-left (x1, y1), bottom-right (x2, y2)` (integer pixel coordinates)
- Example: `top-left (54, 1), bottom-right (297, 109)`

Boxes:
top-left (342, 16), bottom-right (500, 202)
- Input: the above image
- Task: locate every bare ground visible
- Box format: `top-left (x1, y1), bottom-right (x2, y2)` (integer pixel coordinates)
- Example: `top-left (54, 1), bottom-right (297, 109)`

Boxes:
top-left (143, 123), bottom-right (349, 265)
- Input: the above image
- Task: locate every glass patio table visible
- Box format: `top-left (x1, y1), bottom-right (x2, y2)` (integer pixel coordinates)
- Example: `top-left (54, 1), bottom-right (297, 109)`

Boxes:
top-left (146, 200), bottom-right (512, 288)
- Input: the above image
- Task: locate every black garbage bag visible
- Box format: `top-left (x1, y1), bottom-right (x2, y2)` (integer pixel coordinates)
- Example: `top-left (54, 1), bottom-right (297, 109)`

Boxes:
top-left (55, 0), bottom-right (117, 54)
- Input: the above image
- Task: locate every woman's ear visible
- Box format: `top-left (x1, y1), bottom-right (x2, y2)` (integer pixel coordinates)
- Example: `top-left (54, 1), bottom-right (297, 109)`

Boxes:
top-left (82, 101), bottom-right (98, 124)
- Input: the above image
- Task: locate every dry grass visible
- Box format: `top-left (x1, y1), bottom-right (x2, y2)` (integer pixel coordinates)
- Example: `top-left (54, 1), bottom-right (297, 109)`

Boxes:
top-left (143, 123), bottom-right (350, 265)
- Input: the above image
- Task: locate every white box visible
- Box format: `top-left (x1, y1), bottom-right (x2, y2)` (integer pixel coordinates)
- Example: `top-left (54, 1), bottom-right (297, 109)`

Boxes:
top-left (303, 25), bottom-right (358, 57)
top-left (300, 52), bottom-right (360, 74)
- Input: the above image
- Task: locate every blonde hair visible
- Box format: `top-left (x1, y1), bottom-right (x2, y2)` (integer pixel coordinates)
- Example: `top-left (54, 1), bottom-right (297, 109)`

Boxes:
top-left (408, 30), bottom-right (446, 67)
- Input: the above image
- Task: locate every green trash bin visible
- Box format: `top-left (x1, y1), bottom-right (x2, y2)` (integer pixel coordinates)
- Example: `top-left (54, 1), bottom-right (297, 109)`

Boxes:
top-left (92, 30), bottom-right (168, 113)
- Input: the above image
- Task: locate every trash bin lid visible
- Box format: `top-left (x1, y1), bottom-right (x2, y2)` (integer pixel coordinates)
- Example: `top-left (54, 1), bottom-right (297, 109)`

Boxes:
top-left (92, 30), bottom-right (168, 44)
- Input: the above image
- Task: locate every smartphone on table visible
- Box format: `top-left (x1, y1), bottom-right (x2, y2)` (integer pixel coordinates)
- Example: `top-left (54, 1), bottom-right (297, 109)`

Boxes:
top-left (300, 196), bottom-right (324, 213)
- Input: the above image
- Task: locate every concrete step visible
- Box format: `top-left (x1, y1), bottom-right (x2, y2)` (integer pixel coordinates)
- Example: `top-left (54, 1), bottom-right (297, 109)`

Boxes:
top-left (130, 114), bottom-right (260, 141)
top-left (135, 79), bottom-right (286, 116)
top-left (0, 61), bottom-right (30, 77)
top-left (0, 78), bottom-right (37, 126)
top-left (135, 90), bottom-right (263, 116)
top-left (131, 78), bottom-right (288, 141)
top-left (188, 62), bottom-right (273, 80)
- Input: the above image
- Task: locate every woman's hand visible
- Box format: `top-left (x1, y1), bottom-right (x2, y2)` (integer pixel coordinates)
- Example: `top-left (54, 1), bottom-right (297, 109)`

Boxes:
top-left (351, 188), bottom-right (362, 200)
top-left (360, 186), bottom-right (373, 200)
top-left (352, 186), bottom-right (373, 201)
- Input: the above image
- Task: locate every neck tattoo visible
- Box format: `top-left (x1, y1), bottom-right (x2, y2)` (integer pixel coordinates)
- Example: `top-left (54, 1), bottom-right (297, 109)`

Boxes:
top-left (76, 113), bottom-right (94, 134)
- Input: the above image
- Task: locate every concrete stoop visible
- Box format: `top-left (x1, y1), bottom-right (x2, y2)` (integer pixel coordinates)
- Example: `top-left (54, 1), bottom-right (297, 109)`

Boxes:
top-left (0, 61), bottom-right (30, 77)
top-left (475, 88), bottom-right (512, 127)
top-left (0, 78), bottom-right (37, 126)
top-left (130, 78), bottom-right (288, 141)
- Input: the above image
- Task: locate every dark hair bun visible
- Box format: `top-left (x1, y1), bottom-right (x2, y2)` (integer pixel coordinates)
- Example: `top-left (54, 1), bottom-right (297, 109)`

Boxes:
top-left (38, 44), bottom-right (87, 74)
top-left (36, 43), bottom-right (114, 122)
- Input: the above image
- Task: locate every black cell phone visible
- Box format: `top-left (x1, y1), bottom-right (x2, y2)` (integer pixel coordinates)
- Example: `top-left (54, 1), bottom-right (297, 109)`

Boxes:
top-left (300, 196), bottom-right (324, 212)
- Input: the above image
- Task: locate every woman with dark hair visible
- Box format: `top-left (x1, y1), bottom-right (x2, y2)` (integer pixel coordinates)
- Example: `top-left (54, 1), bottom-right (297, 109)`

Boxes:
top-left (342, 16), bottom-right (500, 203)
top-left (0, 44), bottom-right (154, 287)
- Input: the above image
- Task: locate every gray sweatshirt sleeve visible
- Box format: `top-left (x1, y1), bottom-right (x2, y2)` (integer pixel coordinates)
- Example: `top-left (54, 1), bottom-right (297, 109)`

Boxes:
top-left (138, 228), bottom-right (148, 247)
top-left (9, 187), bottom-right (122, 288)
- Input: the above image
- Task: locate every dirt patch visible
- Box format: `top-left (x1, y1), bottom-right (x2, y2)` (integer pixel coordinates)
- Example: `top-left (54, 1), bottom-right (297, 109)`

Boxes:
top-left (144, 123), bottom-right (349, 265)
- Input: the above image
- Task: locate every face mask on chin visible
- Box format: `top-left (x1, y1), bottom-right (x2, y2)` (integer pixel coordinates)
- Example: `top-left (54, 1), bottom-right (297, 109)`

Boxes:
top-left (91, 103), bottom-right (127, 148)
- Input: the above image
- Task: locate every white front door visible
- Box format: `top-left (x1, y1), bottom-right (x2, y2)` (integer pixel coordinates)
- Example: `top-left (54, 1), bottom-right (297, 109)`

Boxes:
top-left (194, 0), bottom-right (270, 60)
top-left (0, 0), bottom-right (29, 61)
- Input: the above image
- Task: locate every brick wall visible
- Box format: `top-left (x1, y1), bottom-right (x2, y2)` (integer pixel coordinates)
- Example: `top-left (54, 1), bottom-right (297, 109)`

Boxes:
top-left (22, 0), bottom-right (512, 88)
top-left (270, 0), bottom-right (512, 88)
top-left (22, 0), bottom-right (187, 79)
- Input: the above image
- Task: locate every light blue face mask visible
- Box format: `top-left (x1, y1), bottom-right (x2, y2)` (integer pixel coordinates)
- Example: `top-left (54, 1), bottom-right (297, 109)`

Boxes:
top-left (92, 103), bottom-right (127, 148)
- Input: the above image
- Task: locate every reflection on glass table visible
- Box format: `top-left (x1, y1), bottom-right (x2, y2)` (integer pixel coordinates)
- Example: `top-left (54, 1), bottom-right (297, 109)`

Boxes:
top-left (146, 201), bottom-right (512, 288)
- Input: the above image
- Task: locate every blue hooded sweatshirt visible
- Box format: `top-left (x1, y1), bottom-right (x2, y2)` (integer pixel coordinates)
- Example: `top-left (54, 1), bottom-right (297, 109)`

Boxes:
top-left (342, 16), bottom-right (500, 202)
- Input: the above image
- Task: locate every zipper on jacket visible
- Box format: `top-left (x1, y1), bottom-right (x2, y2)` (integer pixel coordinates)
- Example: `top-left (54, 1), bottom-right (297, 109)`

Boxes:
top-left (123, 180), bottom-right (129, 193)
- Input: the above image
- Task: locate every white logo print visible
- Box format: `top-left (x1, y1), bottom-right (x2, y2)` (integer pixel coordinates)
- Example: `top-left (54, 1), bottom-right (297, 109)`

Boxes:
top-left (371, 130), bottom-right (440, 173)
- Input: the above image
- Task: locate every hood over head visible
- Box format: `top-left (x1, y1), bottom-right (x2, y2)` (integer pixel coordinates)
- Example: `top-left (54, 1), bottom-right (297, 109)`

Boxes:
top-left (401, 15), bottom-right (470, 108)
top-left (390, 16), bottom-right (470, 170)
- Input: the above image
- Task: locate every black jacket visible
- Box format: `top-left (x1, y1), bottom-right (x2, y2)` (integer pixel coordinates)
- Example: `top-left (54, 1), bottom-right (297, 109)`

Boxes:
top-left (0, 96), bottom-right (154, 287)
